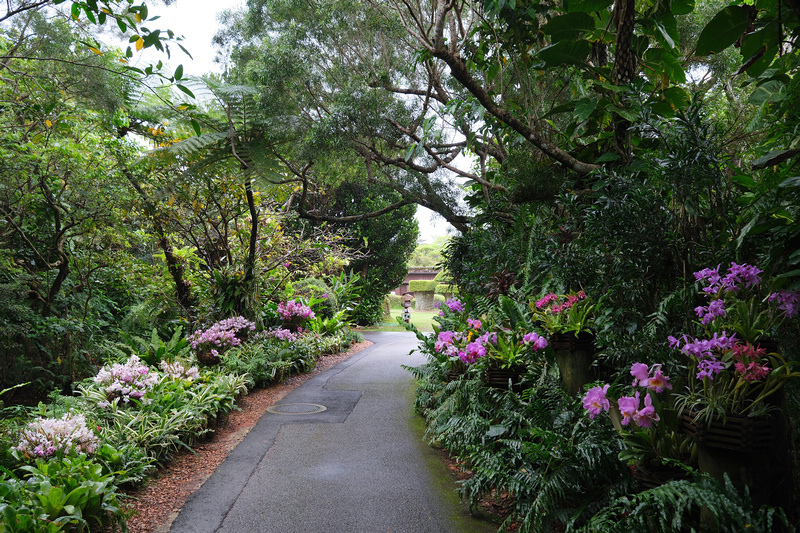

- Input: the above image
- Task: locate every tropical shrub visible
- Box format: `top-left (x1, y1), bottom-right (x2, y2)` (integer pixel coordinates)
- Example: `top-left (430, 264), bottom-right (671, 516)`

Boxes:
top-left (0, 456), bottom-right (126, 532)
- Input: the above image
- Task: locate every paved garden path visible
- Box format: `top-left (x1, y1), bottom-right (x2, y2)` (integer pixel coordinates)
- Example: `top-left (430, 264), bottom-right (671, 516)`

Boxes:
top-left (169, 331), bottom-right (495, 533)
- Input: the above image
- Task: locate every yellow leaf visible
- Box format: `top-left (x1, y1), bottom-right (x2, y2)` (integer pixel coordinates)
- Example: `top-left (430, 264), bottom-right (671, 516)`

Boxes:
top-left (101, 8), bottom-right (111, 14)
top-left (177, 105), bottom-right (188, 110)
top-left (118, 58), bottom-right (128, 64)
top-left (135, 37), bottom-right (144, 51)
top-left (46, 120), bottom-right (52, 128)
top-left (135, 13), bottom-right (142, 23)
top-left (88, 46), bottom-right (104, 56)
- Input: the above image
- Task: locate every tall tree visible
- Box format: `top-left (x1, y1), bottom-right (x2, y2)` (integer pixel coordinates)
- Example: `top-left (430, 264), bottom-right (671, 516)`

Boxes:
top-left (213, 0), bottom-right (798, 230)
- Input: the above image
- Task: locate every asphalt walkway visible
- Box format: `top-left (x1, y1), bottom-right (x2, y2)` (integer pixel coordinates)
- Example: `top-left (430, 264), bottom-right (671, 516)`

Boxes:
top-left (169, 332), bottom-right (496, 533)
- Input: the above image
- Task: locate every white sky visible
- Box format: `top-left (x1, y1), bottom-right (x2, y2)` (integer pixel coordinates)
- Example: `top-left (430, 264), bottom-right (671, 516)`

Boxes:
top-left (136, 0), bottom-right (454, 243)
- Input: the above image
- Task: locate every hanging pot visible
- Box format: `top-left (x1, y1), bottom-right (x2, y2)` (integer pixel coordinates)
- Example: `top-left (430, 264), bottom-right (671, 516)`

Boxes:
top-left (483, 365), bottom-right (526, 392)
top-left (680, 406), bottom-right (792, 516)
top-left (678, 408), bottom-right (774, 452)
top-left (550, 332), bottom-right (595, 396)
top-left (632, 463), bottom-right (689, 492)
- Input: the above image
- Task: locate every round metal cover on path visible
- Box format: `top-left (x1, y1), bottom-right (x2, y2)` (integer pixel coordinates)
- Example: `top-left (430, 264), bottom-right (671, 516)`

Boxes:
top-left (266, 403), bottom-right (327, 415)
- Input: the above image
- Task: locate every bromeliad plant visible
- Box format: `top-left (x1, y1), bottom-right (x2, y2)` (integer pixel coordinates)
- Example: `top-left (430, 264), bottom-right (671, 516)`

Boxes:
top-left (531, 290), bottom-right (600, 336)
top-left (670, 263), bottom-right (800, 423)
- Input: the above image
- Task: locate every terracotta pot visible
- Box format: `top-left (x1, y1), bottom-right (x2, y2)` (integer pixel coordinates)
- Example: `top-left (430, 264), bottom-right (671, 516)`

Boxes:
top-left (550, 332), bottom-right (595, 396)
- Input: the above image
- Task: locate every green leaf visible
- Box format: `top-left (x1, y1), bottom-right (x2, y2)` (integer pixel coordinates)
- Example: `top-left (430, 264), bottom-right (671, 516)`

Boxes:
top-left (536, 40), bottom-right (592, 67)
top-left (779, 176), bottom-right (800, 188)
top-left (652, 14), bottom-right (678, 49)
top-left (117, 18), bottom-right (128, 33)
top-left (776, 267), bottom-right (800, 277)
top-left (751, 149), bottom-right (800, 170)
top-left (642, 48), bottom-right (685, 83)
top-left (748, 80), bottom-right (786, 105)
top-left (487, 425), bottom-right (508, 437)
top-left (573, 97), bottom-right (598, 123)
top-left (542, 13), bottom-right (595, 41)
top-left (671, 0), bottom-right (695, 15)
top-left (569, 0), bottom-right (613, 12)
top-left (661, 86), bottom-right (690, 109)
top-left (83, 5), bottom-right (97, 23)
top-left (695, 6), bottom-right (751, 56)
top-left (595, 152), bottom-right (619, 162)
top-left (143, 29), bottom-right (162, 48)
top-left (731, 174), bottom-right (757, 188)
top-left (177, 43), bottom-right (194, 60)
top-left (71, 2), bottom-right (81, 19)
top-left (190, 119), bottom-right (202, 136)
top-left (174, 64), bottom-right (184, 81)
top-left (739, 21), bottom-right (780, 77)
top-left (175, 84), bottom-right (196, 99)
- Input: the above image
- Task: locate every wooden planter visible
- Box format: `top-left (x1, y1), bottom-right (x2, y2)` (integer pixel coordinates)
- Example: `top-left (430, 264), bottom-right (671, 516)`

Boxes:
top-left (678, 409), bottom-right (775, 452)
top-left (550, 332), bottom-right (595, 396)
top-left (484, 366), bottom-right (526, 392)
top-left (632, 463), bottom-right (690, 492)
top-left (680, 404), bottom-right (792, 518)
top-left (445, 361), bottom-right (468, 382)
top-left (281, 319), bottom-right (305, 332)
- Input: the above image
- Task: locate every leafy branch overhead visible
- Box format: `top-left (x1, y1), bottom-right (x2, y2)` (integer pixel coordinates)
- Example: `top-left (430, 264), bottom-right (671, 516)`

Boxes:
top-left (208, 0), bottom-right (798, 227)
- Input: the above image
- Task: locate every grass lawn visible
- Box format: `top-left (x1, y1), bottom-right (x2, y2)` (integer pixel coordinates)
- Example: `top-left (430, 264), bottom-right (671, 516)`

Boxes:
top-left (356, 309), bottom-right (438, 332)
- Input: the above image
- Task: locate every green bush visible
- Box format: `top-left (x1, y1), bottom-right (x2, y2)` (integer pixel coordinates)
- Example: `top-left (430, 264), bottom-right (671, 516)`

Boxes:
top-left (350, 292), bottom-right (386, 325)
top-left (221, 342), bottom-right (294, 389)
top-left (0, 456), bottom-right (126, 532)
top-left (435, 284), bottom-right (458, 296)
top-left (387, 294), bottom-right (403, 309)
top-left (292, 278), bottom-right (337, 318)
top-left (408, 280), bottom-right (438, 292)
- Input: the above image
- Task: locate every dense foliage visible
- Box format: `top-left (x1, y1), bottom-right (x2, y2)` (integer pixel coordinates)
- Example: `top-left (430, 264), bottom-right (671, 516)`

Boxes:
top-left (2, 0), bottom-right (800, 530)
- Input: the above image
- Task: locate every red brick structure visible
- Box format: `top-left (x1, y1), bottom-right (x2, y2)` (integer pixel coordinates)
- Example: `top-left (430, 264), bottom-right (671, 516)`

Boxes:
top-left (393, 267), bottom-right (439, 295)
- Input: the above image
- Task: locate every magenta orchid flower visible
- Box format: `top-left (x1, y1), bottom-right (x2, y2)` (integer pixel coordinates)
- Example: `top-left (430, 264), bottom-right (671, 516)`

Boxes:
top-left (633, 393), bottom-right (660, 428)
top-left (630, 363), bottom-right (650, 388)
top-left (583, 385), bottom-right (610, 419)
top-left (617, 393), bottom-right (640, 426)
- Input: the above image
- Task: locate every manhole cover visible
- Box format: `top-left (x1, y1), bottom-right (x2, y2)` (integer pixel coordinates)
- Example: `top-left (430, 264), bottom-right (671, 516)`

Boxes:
top-left (266, 403), bottom-right (327, 415)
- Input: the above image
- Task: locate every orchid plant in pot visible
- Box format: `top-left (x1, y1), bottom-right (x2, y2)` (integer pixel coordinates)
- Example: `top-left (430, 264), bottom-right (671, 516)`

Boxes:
top-left (531, 290), bottom-right (601, 339)
top-left (667, 262), bottom-right (800, 512)
top-left (532, 290), bottom-right (603, 394)
top-left (432, 316), bottom-right (549, 388)
top-left (583, 363), bottom-right (690, 485)
top-left (670, 262), bottom-right (800, 426)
